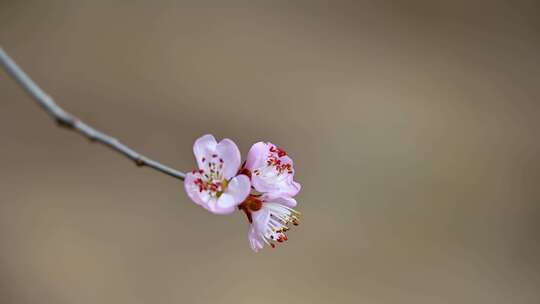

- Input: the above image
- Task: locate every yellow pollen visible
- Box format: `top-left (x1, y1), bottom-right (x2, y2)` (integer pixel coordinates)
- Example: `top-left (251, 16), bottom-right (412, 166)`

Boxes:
top-left (215, 179), bottom-right (229, 198)
top-left (221, 179), bottom-right (229, 190)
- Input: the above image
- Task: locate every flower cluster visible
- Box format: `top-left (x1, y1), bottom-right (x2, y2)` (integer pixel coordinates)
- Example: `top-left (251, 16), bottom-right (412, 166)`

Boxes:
top-left (184, 134), bottom-right (301, 252)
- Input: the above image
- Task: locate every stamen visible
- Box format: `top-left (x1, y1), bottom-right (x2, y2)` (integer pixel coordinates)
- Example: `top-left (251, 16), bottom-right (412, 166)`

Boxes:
top-left (191, 156), bottom-right (228, 198)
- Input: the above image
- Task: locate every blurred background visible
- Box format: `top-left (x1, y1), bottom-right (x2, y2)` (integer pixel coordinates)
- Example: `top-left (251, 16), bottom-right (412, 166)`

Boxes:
top-left (1, 1), bottom-right (539, 303)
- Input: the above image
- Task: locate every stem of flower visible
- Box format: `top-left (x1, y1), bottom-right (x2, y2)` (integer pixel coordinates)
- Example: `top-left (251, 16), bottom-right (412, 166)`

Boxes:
top-left (0, 47), bottom-right (185, 181)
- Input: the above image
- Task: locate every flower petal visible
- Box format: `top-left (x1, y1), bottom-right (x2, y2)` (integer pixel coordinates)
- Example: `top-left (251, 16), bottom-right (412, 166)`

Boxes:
top-left (252, 207), bottom-right (270, 233)
top-left (184, 172), bottom-right (209, 207)
top-left (212, 193), bottom-right (237, 214)
top-left (227, 174), bottom-right (251, 204)
top-left (281, 179), bottom-right (301, 197)
top-left (216, 138), bottom-right (242, 179)
top-left (248, 226), bottom-right (264, 252)
top-left (263, 193), bottom-right (298, 208)
top-left (251, 171), bottom-right (301, 196)
top-left (244, 142), bottom-right (268, 171)
top-left (251, 177), bottom-right (278, 193)
top-left (193, 134), bottom-right (217, 169)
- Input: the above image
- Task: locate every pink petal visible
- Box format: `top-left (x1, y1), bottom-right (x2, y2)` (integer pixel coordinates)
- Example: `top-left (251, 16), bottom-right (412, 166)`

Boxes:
top-left (216, 138), bottom-right (242, 179)
top-left (251, 176), bottom-right (279, 193)
top-left (281, 179), bottom-right (301, 197)
top-left (244, 142), bottom-right (268, 171)
top-left (226, 174), bottom-right (251, 204)
top-left (252, 207), bottom-right (270, 232)
top-left (184, 172), bottom-right (209, 207)
top-left (193, 134), bottom-right (217, 169)
top-left (263, 193), bottom-right (298, 208)
top-left (211, 193), bottom-right (237, 214)
top-left (252, 172), bottom-right (301, 197)
top-left (248, 226), bottom-right (264, 252)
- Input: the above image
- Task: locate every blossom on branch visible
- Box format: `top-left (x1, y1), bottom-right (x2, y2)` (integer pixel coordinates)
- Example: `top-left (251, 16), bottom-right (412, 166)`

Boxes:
top-left (239, 193), bottom-right (300, 252)
top-left (184, 135), bottom-right (302, 251)
top-left (184, 134), bottom-right (251, 214)
top-left (244, 142), bottom-right (301, 197)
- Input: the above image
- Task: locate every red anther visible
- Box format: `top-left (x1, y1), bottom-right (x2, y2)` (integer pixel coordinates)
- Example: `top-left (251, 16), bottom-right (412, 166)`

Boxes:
top-left (270, 243), bottom-right (276, 248)
top-left (212, 154), bottom-right (218, 158)
top-left (283, 235), bottom-right (288, 241)
top-left (219, 158), bottom-right (224, 163)
top-left (270, 145), bottom-right (287, 157)
top-left (202, 157), bottom-right (206, 162)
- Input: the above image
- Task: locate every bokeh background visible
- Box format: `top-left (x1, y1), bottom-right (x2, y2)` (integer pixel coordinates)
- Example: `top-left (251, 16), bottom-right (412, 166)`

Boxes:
top-left (1, 1), bottom-right (539, 303)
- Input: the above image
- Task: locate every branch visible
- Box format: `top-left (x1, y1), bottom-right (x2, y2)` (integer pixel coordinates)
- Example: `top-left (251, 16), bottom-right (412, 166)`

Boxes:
top-left (0, 47), bottom-right (185, 180)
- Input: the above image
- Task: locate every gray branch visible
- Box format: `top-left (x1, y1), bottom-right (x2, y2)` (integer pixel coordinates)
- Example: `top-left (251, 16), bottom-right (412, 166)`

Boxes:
top-left (0, 47), bottom-right (185, 180)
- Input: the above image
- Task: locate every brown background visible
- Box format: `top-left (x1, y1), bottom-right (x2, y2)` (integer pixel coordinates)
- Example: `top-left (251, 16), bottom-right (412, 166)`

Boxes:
top-left (1, 1), bottom-right (539, 303)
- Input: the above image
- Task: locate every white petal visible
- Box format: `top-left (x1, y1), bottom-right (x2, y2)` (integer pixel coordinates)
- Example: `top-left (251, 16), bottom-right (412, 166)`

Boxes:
top-left (216, 138), bottom-right (241, 179)
top-left (227, 175), bottom-right (251, 204)
top-left (193, 134), bottom-right (217, 169)
top-left (244, 142), bottom-right (268, 171)
top-left (212, 193), bottom-right (237, 214)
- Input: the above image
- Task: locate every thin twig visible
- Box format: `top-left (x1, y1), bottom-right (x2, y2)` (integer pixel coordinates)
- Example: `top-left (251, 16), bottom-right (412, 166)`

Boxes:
top-left (0, 47), bottom-right (185, 180)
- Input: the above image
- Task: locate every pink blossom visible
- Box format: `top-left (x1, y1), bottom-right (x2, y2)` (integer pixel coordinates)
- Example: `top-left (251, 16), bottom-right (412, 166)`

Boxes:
top-left (243, 142), bottom-right (301, 197)
top-left (240, 193), bottom-right (300, 252)
top-left (184, 134), bottom-right (250, 214)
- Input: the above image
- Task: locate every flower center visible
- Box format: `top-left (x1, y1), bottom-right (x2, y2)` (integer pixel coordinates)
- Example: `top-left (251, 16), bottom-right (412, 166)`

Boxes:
top-left (253, 145), bottom-right (292, 180)
top-left (193, 155), bottom-right (228, 197)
